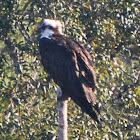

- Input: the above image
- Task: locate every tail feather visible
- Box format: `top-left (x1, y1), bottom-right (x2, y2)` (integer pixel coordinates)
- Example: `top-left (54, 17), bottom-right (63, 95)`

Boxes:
top-left (62, 82), bottom-right (99, 123)
top-left (71, 96), bottom-right (99, 123)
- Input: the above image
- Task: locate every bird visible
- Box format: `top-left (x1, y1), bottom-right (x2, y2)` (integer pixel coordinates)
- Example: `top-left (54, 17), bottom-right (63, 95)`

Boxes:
top-left (38, 19), bottom-right (99, 123)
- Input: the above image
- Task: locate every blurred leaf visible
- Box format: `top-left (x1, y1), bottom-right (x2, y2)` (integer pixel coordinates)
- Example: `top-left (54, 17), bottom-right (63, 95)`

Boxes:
top-left (0, 0), bottom-right (139, 139)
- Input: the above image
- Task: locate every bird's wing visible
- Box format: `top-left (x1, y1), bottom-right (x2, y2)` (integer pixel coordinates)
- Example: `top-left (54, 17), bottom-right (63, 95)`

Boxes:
top-left (39, 36), bottom-right (99, 119)
top-left (67, 39), bottom-right (98, 105)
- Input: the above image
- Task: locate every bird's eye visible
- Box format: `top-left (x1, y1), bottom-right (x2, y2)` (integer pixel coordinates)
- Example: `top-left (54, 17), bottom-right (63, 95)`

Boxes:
top-left (41, 25), bottom-right (54, 30)
top-left (47, 25), bottom-right (54, 30)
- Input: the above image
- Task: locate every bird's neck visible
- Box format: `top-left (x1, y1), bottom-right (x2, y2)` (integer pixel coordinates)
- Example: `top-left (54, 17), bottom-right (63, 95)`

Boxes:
top-left (40, 29), bottom-right (54, 39)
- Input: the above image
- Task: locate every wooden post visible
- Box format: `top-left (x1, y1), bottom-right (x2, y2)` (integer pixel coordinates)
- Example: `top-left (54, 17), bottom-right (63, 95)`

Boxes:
top-left (57, 88), bottom-right (68, 140)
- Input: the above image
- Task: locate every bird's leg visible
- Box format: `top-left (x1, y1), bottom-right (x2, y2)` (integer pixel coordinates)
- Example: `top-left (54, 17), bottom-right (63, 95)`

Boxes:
top-left (57, 88), bottom-right (69, 100)
top-left (57, 87), bottom-right (63, 100)
top-left (57, 87), bottom-right (68, 140)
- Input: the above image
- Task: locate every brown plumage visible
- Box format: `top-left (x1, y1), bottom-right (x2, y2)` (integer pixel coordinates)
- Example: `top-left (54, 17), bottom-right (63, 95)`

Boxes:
top-left (39, 19), bottom-right (99, 122)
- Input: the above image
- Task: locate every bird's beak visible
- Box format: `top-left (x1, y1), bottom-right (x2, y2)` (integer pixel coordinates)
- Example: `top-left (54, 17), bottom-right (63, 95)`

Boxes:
top-left (38, 27), bottom-right (42, 33)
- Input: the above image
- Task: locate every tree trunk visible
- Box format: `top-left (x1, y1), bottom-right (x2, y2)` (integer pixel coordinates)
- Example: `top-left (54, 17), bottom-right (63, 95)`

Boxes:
top-left (57, 88), bottom-right (68, 140)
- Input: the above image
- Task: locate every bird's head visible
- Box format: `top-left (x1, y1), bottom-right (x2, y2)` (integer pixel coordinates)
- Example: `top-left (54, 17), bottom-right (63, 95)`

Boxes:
top-left (39, 19), bottom-right (63, 39)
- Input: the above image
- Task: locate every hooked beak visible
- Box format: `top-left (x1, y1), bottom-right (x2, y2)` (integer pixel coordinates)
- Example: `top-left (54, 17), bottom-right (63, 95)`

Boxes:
top-left (38, 27), bottom-right (42, 33)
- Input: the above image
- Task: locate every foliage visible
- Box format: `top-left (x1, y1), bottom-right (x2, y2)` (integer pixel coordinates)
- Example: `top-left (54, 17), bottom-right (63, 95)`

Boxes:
top-left (0, 0), bottom-right (139, 139)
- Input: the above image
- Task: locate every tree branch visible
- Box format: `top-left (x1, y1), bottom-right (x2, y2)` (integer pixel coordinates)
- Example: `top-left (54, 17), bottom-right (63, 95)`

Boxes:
top-left (57, 88), bottom-right (69, 140)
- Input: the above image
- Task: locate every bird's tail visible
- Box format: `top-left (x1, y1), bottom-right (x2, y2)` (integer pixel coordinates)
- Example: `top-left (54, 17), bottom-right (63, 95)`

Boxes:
top-left (71, 96), bottom-right (99, 123)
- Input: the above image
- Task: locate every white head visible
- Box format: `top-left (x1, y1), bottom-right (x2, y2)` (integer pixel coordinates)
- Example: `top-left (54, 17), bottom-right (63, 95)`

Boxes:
top-left (39, 19), bottom-right (63, 39)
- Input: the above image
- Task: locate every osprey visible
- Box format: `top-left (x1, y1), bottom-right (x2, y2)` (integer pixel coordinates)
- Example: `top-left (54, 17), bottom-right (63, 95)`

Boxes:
top-left (39, 19), bottom-right (99, 123)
